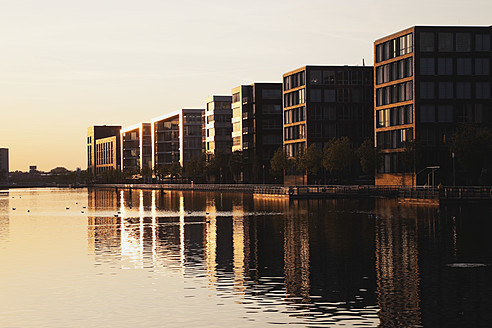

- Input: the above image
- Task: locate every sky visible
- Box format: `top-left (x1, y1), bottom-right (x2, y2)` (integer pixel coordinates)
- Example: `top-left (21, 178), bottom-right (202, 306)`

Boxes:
top-left (0, 0), bottom-right (491, 171)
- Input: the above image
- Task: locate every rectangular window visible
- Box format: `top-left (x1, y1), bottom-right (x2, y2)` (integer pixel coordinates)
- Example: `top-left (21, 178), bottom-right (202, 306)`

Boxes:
top-left (420, 32), bottom-right (435, 52)
top-left (456, 33), bottom-right (471, 52)
top-left (476, 82), bottom-right (490, 99)
top-left (420, 105), bottom-right (435, 123)
top-left (475, 34), bottom-right (491, 51)
top-left (438, 82), bottom-right (453, 99)
top-left (457, 58), bottom-right (472, 75)
top-left (309, 70), bottom-right (321, 84)
top-left (420, 82), bottom-right (435, 99)
top-left (324, 89), bottom-right (336, 102)
top-left (456, 82), bottom-right (471, 99)
top-left (475, 58), bottom-right (490, 75)
top-left (420, 57), bottom-right (435, 75)
top-left (438, 32), bottom-right (454, 52)
top-left (437, 57), bottom-right (453, 75)
top-left (437, 105), bottom-right (453, 122)
top-left (323, 70), bottom-right (336, 84)
top-left (310, 89), bottom-right (322, 102)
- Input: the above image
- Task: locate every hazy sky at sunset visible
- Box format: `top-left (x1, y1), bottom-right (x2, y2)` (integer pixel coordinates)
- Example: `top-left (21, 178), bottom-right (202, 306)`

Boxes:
top-left (1, 0), bottom-right (491, 171)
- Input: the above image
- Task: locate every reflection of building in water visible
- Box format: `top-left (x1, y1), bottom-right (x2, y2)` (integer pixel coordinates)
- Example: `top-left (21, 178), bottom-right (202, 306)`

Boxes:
top-left (204, 202), bottom-right (217, 287)
top-left (284, 202), bottom-right (310, 302)
top-left (88, 189), bottom-right (120, 255)
top-left (88, 188), bottom-right (119, 210)
top-left (375, 200), bottom-right (421, 327)
top-left (232, 203), bottom-right (249, 296)
top-left (0, 192), bottom-right (9, 240)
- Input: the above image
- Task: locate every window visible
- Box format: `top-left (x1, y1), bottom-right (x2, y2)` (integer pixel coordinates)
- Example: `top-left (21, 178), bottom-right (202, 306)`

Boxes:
top-left (456, 82), bottom-right (471, 99)
top-left (438, 82), bottom-right (453, 99)
top-left (438, 105), bottom-right (453, 122)
top-left (456, 33), bottom-right (471, 52)
top-left (309, 70), bottom-right (321, 84)
top-left (324, 89), bottom-right (336, 102)
top-left (476, 82), bottom-right (490, 99)
top-left (323, 71), bottom-right (335, 84)
top-left (310, 89), bottom-right (322, 102)
top-left (420, 58), bottom-right (435, 75)
top-left (420, 32), bottom-right (434, 52)
top-left (232, 93), bottom-right (240, 103)
top-left (420, 105), bottom-right (435, 123)
top-left (475, 34), bottom-right (491, 51)
top-left (420, 82), bottom-right (434, 99)
top-left (475, 58), bottom-right (489, 75)
top-left (457, 58), bottom-right (472, 75)
top-left (438, 32), bottom-right (453, 52)
top-left (437, 57), bottom-right (453, 75)
top-left (262, 89), bottom-right (281, 99)
top-left (475, 104), bottom-right (484, 123)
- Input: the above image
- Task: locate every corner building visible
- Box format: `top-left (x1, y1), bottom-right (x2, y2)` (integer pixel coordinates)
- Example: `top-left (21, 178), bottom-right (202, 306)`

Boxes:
top-left (231, 83), bottom-right (282, 183)
top-left (374, 26), bottom-right (492, 186)
top-left (282, 66), bottom-right (374, 185)
top-left (120, 123), bottom-right (152, 172)
top-left (151, 108), bottom-right (204, 169)
top-left (205, 96), bottom-right (232, 157)
top-left (87, 125), bottom-right (121, 176)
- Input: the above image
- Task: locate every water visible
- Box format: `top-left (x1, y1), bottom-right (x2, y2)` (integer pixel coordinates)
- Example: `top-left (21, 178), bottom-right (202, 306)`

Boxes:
top-left (0, 188), bottom-right (491, 327)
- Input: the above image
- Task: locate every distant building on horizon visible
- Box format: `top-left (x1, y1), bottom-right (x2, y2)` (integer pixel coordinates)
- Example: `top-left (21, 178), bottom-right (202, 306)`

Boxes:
top-left (205, 95), bottom-right (233, 157)
top-left (87, 125), bottom-right (121, 176)
top-left (151, 108), bottom-right (204, 169)
top-left (374, 25), bottom-right (492, 186)
top-left (120, 123), bottom-right (152, 173)
top-left (231, 83), bottom-right (283, 183)
top-left (282, 65), bottom-right (374, 185)
top-left (0, 148), bottom-right (8, 181)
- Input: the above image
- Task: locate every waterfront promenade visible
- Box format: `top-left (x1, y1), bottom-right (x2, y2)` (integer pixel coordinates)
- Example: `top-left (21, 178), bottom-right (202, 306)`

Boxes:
top-left (92, 183), bottom-right (492, 204)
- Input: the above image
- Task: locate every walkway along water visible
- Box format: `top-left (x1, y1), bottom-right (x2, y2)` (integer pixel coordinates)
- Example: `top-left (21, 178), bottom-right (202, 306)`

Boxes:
top-left (93, 183), bottom-right (492, 205)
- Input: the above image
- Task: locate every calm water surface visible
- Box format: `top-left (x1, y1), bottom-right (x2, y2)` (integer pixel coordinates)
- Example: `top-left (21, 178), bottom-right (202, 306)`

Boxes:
top-left (0, 188), bottom-right (491, 327)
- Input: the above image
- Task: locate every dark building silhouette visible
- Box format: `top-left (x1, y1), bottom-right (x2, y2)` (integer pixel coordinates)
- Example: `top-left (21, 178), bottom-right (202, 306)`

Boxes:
top-left (282, 66), bottom-right (374, 185)
top-left (374, 26), bottom-right (492, 185)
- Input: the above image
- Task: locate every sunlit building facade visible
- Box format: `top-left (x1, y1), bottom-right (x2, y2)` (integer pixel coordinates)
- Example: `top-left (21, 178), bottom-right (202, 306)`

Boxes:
top-left (374, 26), bottom-right (492, 186)
top-left (120, 123), bottom-right (152, 172)
top-left (151, 108), bottom-right (204, 168)
top-left (282, 65), bottom-right (374, 185)
top-left (231, 83), bottom-right (283, 183)
top-left (87, 125), bottom-right (121, 176)
top-left (205, 96), bottom-right (232, 157)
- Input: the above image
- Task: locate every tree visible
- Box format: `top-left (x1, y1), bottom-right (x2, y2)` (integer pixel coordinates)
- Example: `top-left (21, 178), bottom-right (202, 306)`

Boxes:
top-left (302, 144), bottom-right (323, 176)
top-left (356, 138), bottom-right (378, 176)
top-left (270, 147), bottom-right (289, 180)
top-left (228, 151), bottom-right (245, 182)
top-left (184, 154), bottom-right (207, 182)
top-left (154, 164), bottom-right (170, 181)
top-left (169, 162), bottom-right (182, 180)
top-left (323, 137), bottom-right (355, 183)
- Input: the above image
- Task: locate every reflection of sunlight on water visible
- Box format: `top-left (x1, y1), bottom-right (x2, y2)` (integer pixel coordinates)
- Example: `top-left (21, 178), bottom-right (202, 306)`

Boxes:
top-left (204, 203), bottom-right (217, 289)
top-left (233, 204), bottom-right (246, 298)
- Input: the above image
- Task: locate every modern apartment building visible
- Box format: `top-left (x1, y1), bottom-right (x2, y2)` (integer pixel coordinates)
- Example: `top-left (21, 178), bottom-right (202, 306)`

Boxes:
top-left (0, 148), bottom-right (8, 181)
top-left (283, 65), bottom-right (374, 185)
top-left (231, 83), bottom-right (283, 183)
top-left (87, 125), bottom-right (121, 175)
top-left (120, 123), bottom-right (152, 173)
top-left (374, 26), bottom-right (492, 186)
top-left (204, 96), bottom-right (232, 157)
top-left (151, 108), bottom-right (204, 168)
top-left (94, 136), bottom-right (119, 174)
